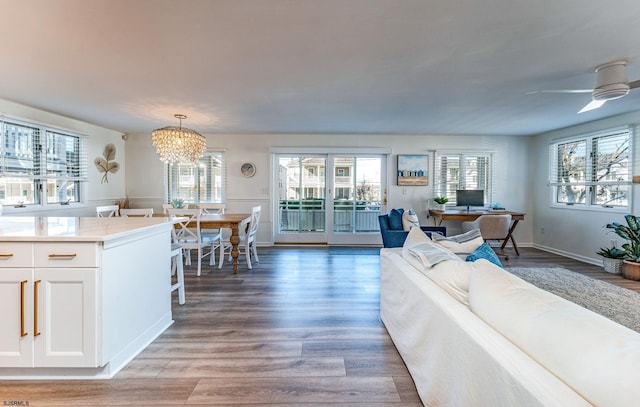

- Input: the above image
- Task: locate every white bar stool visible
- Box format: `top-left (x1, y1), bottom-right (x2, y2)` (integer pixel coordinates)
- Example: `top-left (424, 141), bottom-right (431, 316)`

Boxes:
top-left (170, 243), bottom-right (186, 305)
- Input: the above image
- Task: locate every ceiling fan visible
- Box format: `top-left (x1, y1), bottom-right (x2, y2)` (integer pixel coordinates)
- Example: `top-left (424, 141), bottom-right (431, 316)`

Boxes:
top-left (528, 59), bottom-right (640, 113)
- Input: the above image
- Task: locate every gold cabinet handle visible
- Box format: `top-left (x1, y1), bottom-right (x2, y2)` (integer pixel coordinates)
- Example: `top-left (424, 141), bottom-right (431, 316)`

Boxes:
top-left (20, 280), bottom-right (28, 337)
top-left (0, 253), bottom-right (14, 259)
top-left (34, 279), bottom-right (41, 337)
top-left (48, 253), bottom-right (77, 259)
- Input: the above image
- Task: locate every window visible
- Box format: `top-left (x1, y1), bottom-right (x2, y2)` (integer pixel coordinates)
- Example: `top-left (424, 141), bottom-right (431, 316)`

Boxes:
top-left (549, 127), bottom-right (631, 209)
top-left (434, 152), bottom-right (492, 206)
top-left (0, 117), bottom-right (87, 207)
top-left (166, 150), bottom-right (225, 204)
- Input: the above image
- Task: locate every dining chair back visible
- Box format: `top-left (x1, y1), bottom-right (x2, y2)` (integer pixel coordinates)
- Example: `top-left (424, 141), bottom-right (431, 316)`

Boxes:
top-left (120, 208), bottom-right (154, 217)
top-left (96, 205), bottom-right (119, 217)
top-left (167, 208), bottom-right (219, 276)
top-left (219, 205), bottom-right (261, 270)
top-left (199, 203), bottom-right (226, 214)
top-left (162, 203), bottom-right (173, 214)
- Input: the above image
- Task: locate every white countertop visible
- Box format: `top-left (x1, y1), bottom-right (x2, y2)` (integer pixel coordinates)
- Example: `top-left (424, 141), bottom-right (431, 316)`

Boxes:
top-left (0, 216), bottom-right (176, 242)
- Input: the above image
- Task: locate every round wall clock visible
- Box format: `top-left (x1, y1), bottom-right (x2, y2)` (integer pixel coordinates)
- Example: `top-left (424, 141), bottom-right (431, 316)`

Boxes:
top-left (240, 162), bottom-right (256, 177)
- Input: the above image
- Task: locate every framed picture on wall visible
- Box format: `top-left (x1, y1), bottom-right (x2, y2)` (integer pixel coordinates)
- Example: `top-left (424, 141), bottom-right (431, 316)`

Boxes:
top-left (397, 154), bottom-right (428, 186)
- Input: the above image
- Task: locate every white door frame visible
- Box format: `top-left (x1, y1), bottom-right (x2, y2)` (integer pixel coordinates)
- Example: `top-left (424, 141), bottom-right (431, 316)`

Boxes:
top-left (271, 148), bottom-right (390, 245)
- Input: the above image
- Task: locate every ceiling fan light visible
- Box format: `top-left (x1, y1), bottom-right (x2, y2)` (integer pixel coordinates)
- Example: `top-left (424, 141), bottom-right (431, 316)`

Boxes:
top-left (592, 83), bottom-right (630, 101)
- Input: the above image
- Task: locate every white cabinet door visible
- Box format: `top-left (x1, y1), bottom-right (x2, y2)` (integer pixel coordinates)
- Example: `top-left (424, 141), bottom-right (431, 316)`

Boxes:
top-left (0, 268), bottom-right (33, 367)
top-left (33, 268), bottom-right (98, 367)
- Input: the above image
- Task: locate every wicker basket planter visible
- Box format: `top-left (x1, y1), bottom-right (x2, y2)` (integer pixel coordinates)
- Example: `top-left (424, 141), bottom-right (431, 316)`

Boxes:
top-left (602, 258), bottom-right (623, 274)
top-left (622, 260), bottom-right (640, 281)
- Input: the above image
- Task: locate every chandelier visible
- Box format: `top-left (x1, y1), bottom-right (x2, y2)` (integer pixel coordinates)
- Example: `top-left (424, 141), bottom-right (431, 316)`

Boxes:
top-left (151, 114), bottom-right (207, 165)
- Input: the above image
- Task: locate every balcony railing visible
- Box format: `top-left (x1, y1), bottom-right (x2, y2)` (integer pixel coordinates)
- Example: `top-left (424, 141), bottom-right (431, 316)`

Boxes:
top-left (279, 199), bottom-right (381, 233)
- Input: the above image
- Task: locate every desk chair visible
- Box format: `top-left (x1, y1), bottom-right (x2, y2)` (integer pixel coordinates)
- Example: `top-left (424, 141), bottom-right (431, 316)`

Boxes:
top-left (96, 205), bottom-right (119, 217)
top-left (461, 214), bottom-right (512, 260)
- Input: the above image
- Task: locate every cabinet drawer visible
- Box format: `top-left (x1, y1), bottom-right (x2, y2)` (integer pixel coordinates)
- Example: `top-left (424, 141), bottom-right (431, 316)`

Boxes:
top-left (0, 242), bottom-right (33, 267)
top-left (34, 243), bottom-right (99, 268)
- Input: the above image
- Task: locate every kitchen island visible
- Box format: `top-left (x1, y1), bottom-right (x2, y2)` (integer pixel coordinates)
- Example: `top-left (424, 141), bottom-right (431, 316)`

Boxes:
top-left (0, 216), bottom-right (176, 379)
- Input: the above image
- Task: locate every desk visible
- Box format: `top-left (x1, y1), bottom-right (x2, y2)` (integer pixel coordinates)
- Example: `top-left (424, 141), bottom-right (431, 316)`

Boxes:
top-left (199, 213), bottom-right (251, 274)
top-left (428, 210), bottom-right (525, 255)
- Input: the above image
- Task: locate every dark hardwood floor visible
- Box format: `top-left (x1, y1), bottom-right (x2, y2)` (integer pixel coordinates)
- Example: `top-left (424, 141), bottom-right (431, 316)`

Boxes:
top-left (1, 246), bottom-right (639, 406)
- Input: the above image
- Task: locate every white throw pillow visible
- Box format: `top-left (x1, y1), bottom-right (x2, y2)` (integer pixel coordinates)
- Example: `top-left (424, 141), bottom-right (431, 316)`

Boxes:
top-left (402, 209), bottom-right (420, 231)
top-left (469, 263), bottom-right (640, 406)
top-left (432, 228), bottom-right (484, 253)
top-left (402, 227), bottom-right (459, 270)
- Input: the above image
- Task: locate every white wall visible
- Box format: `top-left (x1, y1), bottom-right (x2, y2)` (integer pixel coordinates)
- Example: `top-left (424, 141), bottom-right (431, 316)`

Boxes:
top-left (0, 99), bottom-right (125, 216)
top-left (531, 111), bottom-right (640, 265)
top-left (124, 132), bottom-right (533, 246)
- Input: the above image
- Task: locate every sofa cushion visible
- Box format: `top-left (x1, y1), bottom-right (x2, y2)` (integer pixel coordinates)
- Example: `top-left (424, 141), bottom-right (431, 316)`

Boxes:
top-left (432, 228), bottom-right (484, 253)
top-left (469, 264), bottom-right (640, 407)
top-left (426, 260), bottom-right (474, 306)
top-left (388, 208), bottom-right (405, 230)
top-left (402, 209), bottom-right (420, 231)
top-left (465, 242), bottom-right (503, 268)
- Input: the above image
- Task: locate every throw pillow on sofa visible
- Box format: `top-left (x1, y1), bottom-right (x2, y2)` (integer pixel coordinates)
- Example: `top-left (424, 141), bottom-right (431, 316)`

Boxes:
top-left (402, 226), bottom-right (460, 270)
top-left (465, 242), bottom-right (503, 268)
top-left (402, 209), bottom-right (420, 231)
top-left (388, 208), bottom-right (404, 230)
top-left (432, 228), bottom-right (484, 253)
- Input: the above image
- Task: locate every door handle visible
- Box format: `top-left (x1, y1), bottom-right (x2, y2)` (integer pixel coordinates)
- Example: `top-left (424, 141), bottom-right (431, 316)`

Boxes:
top-left (34, 279), bottom-right (41, 337)
top-left (20, 280), bottom-right (28, 337)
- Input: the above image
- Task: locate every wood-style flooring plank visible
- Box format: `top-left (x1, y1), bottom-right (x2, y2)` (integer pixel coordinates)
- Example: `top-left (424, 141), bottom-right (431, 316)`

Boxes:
top-left (186, 377), bottom-right (401, 404)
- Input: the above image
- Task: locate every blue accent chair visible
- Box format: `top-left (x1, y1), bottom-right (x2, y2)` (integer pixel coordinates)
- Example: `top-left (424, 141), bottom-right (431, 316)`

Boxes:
top-left (378, 211), bottom-right (447, 248)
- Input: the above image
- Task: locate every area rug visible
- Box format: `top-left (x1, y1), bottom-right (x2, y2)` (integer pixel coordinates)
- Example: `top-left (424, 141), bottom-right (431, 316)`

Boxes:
top-left (506, 267), bottom-right (640, 333)
top-left (328, 246), bottom-right (380, 255)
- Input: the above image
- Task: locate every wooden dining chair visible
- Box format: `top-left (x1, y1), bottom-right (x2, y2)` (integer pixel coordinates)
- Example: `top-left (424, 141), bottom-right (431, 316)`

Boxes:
top-left (119, 208), bottom-right (154, 217)
top-left (96, 205), bottom-right (119, 217)
top-left (167, 208), bottom-right (221, 276)
top-left (219, 206), bottom-right (261, 270)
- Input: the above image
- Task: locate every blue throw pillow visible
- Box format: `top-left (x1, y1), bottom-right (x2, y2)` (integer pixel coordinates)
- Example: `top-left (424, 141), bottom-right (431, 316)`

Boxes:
top-left (388, 208), bottom-right (405, 230)
top-left (465, 242), bottom-right (503, 268)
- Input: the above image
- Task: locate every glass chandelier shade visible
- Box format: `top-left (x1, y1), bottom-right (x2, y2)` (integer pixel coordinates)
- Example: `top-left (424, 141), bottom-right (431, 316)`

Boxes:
top-left (152, 114), bottom-right (207, 165)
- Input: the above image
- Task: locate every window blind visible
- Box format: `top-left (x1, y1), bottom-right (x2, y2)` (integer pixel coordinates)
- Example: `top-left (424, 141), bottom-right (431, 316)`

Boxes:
top-left (166, 150), bottom-right (226, 204)
top-left (434, 152), bottom-right (493, 205)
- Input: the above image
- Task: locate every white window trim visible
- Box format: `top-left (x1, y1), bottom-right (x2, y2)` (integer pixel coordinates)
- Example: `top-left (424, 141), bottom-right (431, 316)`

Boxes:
top-left (433, 150), bottom-right (495, 208)
top-left (548, 126), bottom-right (632, 213)
top-left (0, 115), bottom-right (88, 213)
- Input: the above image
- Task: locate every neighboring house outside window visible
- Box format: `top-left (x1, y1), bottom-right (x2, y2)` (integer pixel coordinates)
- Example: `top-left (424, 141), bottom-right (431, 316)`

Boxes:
top-left (0, 117), bottom-right (87, 207)
top-left (433, 151), bottom-right (493, 206)
top-left (166, 150), bottom-right (225, 204)
top-left (549, 126), bottom-right (631, 210)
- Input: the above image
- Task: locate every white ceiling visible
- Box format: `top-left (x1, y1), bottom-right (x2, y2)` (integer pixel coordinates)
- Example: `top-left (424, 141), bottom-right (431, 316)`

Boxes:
top-left (1, 0), bottom-right (640, 136)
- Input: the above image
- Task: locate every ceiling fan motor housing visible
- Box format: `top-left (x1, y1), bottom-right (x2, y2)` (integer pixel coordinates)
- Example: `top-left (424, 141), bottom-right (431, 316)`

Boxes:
top-left (592, 60), bottom-right (630, 101)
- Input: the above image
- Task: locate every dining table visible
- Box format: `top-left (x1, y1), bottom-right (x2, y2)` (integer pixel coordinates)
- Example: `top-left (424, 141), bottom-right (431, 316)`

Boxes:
top-left (198, 213), bottom-right (251, 273)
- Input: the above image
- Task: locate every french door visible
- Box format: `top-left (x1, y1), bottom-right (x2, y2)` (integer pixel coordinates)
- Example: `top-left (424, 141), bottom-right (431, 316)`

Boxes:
top-left (274, 152), bottom-right (387, 245)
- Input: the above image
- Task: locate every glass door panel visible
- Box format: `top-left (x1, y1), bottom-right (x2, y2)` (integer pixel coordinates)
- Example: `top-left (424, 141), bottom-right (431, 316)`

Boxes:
top-left (328, 156), bottom-right (384, 245)
top-left (276, 156), bottom-right (327, 243)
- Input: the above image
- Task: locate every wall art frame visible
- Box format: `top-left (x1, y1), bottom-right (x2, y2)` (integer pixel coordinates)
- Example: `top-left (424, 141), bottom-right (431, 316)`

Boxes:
top-left (397, 154), bottom-right (428, 186)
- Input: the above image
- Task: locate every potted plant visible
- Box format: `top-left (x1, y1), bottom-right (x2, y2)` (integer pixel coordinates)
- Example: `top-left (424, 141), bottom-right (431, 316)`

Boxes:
top-left (596, 246), bottom-right (626, 274)
top-left (605, 214), bottom-right (640, 280)
top-left (433, 196), bottom-right (448, 211)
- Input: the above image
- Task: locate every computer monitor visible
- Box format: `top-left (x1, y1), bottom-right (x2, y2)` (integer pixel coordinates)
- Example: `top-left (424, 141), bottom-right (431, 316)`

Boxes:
top-left (456, 189), bottom-right (484, 212)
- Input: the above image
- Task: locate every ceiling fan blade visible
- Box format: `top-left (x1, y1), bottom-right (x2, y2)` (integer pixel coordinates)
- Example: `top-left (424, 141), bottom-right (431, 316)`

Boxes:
top-left (578, 99), bottom-right (606, 114)
top-left (526, 89), bottom-right (592, 94)
top-left (628, 79), bottom-right (640, 89)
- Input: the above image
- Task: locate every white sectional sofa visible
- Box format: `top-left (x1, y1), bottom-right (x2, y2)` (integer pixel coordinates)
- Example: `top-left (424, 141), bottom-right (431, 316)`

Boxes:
top-left (380, 247), bottom-right (640, 407)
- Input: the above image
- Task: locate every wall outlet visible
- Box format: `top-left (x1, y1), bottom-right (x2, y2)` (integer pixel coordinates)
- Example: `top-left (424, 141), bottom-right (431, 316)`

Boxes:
top-left (610, 239), bottom-right (618, 247)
